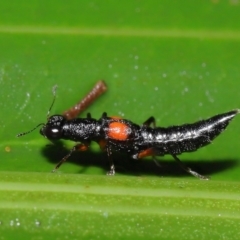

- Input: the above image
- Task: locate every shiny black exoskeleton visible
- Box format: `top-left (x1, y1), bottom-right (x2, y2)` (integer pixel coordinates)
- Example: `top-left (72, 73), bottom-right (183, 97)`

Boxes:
top-left (39, 110), bottom-right (239, 180)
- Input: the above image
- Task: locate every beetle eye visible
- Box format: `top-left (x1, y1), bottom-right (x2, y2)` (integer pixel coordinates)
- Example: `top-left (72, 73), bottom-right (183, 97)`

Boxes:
top-left (45, 127), bottom-right (62, 140)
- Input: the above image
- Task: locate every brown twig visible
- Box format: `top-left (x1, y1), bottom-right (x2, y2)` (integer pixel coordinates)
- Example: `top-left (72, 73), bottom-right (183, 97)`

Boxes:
top-left (62, 80), bottom-right (107, 120)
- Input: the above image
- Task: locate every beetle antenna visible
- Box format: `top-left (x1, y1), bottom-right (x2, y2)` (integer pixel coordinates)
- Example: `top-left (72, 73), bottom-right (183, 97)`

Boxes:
top-left (16, 123), bottom-right (45, 137)
top-left (47, 85), bottom-right (58, 119)
top-left (17, 85), bottom-right (58, 138)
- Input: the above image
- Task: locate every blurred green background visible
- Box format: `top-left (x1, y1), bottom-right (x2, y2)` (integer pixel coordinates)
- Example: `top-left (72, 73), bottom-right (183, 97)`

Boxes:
top-left (0, 1), bottom-right (240, 239)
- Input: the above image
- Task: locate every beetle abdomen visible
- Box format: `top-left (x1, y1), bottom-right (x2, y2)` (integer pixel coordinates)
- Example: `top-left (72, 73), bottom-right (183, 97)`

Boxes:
top-left (153, 110), bottom-right (239, 155)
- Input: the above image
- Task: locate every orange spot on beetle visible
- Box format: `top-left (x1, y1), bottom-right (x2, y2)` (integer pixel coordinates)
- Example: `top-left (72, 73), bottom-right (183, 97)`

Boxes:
top-left (76, 144), bottom-right (88, 151)
top-left (138, 148), bottom-right (154, 158)
top-left (108, 122), bottom-right (130, 141)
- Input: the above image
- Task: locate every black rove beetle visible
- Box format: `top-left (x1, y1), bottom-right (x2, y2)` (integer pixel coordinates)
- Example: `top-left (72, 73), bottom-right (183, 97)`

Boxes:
top-left (17, 81), bottom-right (239, 180)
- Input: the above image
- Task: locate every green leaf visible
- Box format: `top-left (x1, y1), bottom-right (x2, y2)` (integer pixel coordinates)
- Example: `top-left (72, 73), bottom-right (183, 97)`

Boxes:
top-left (0, 1), bottom-right (240, 239)
top-left (1, 172), bottom-right (240, 239)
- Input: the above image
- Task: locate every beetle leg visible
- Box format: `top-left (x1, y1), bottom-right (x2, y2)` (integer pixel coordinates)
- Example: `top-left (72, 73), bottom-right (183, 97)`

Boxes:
top-left (172, 154), bottom-right (209, 180)
top-left (152, 155), bottom-right (162, 168)
top-left (143, 116), bottom-right (156, 128)
top-left (102, 112), bottom-right (107, 118)
top-left (106, 145), bottom-right (115, 175)
top-left (52, 142), bottom-right (90, 172)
